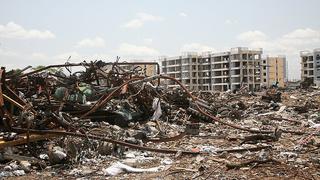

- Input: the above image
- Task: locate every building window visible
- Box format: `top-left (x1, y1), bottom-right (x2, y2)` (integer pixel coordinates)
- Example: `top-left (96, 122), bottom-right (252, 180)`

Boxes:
top-left (264, 79), bottom-right (267, 82)
top-left (182, 72), bottom-right (189, 77)
top-left (168, 60), bottom-right (175, 65)
top-left (309, 56), bottom-right (313, 61)
top-left (182, 59), bottom-right (190, 64)
top-left (192, 72), bottom-right (196, 77)
top-left (182, 65), bottom-right (189, 71)
top-left (263, 73), bottom-right (266, 76)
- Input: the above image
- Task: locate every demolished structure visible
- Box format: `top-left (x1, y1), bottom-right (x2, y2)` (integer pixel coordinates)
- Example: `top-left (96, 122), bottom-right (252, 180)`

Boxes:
top-left (301, 48), bottom-right (320, 86)
top-left (0, 60), bottom-right (319, 179)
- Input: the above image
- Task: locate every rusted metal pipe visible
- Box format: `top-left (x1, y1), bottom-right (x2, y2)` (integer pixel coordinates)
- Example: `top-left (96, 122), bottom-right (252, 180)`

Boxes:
top-left (12, 127), bottom-right (199, 155)
top-left (3, 94), bottom-right (26, 110)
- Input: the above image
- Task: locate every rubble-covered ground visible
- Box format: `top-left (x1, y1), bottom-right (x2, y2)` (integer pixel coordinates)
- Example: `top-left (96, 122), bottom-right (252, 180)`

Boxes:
top-left (0, 61), bottom-right (320, 179)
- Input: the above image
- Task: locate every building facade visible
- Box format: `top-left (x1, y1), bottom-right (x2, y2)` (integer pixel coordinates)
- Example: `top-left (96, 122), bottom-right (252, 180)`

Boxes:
top-left (160, 52), bottom-right (201, 90)
top-left (261, 56), bottom-right (287, 88)
top-left (161, 47), bottom-right (262, 91)
top-left (300, 48), bottom-right (320, 86)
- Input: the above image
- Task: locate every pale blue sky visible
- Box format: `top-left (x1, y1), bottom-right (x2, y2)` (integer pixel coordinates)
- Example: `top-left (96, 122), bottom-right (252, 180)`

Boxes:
top-left (0, 0), bottom-right (319, 79)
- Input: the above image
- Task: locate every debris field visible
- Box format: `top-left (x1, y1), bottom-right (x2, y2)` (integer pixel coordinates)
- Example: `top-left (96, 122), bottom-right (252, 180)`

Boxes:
top-left (0, 60), bottom-right (320, 179)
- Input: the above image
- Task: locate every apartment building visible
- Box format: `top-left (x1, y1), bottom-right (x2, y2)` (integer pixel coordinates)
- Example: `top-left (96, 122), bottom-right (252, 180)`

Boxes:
top-left (161, 47), bottom-right (262, 91)
top-left (261, 56), bottom-right (287, 87)
top-left (300, 48), bottom-right (320, 86)
top-left (160, 52), bottom-right (201, 90)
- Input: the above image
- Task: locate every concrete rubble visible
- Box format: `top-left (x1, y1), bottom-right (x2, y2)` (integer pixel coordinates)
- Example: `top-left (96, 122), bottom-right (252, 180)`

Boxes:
top-left (0, 60), bottom-right (319, 179)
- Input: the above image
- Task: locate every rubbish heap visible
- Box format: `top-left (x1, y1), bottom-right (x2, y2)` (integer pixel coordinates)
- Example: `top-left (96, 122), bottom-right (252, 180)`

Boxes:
top-left (0, 60), bottom-right (320, 179)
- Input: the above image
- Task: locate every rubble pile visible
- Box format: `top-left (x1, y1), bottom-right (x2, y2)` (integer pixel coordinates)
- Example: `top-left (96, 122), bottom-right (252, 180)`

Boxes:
top-left (0, 60), bottom-right (320, 179)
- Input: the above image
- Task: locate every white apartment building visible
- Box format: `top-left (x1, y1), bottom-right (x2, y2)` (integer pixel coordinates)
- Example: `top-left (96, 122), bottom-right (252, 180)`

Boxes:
top-left (300, 48), bottom-right (320, 86)
top-left (161, 47), bottom-right (262, 91)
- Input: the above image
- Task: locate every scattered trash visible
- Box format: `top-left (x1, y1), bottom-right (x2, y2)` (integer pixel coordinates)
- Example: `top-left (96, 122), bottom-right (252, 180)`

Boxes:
top-left (0, 60), bottom-right (319, 179)
top-left (48, 146), bottom-right (67, 164)
top-left (151, 97), bottom-right (162, 120)
top-left (19, 161), bottom-right (31, 172)
top-left (12, 170), bottom-right (26, 176)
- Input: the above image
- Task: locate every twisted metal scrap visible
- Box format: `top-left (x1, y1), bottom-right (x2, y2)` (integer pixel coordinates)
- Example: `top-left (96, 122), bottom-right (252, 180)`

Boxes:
top-left (80, 75), bottom-right (306, 135)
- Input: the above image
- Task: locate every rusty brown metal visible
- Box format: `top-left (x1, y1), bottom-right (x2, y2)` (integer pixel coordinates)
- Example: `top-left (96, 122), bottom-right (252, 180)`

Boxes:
top-left (79, 74), bottom-right (307, 135)
top-left (12, 128), bottom-right (199, 155)
top-left (80, 77), bottom-right (143, 118)
top-left (147, 132), bottom-right (186, 143)
top-left (0, 68), bottom-right (5, 107)
top-left (157, 75), bottom-right (307, 135)
top-left (0, 67), bottom-right (14, 130)
top-left (0, 133), bottom-right (58, 149)
top-left (3, 94), bottom-right (26, 110)
top-left (20, 62), bottom-right (160, 78)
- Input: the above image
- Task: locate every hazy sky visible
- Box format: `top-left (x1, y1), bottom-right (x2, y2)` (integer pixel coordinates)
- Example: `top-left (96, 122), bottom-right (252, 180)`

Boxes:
top-left (0, 0), bottom-right (319, 79)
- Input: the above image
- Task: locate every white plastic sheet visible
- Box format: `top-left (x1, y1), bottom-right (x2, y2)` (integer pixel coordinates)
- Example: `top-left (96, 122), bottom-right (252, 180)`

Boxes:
top-left (102, 162), bottom-right (164, 176)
